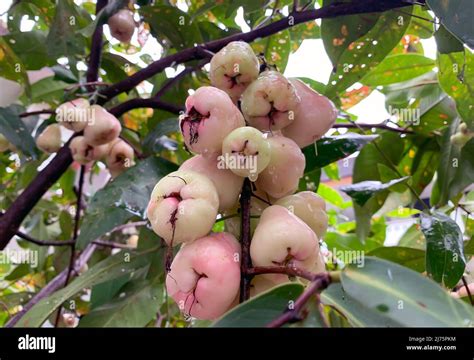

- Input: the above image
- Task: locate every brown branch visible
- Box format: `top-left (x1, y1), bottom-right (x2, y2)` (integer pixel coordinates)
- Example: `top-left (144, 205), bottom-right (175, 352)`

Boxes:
top-left (109, 98), bottom-right (183, 117)
top-left (239, 178), bottom-right (253, 302)
top-left (85, 0), bottom-right (108, 93)
top-left (461, 276), bottom-right (474, 306)
top-left (267, 272), bottom-right (332, 328)
top-left (19, 109), bottom-right (55, 118)
top-left (15, 231), bottom-right (74, 246)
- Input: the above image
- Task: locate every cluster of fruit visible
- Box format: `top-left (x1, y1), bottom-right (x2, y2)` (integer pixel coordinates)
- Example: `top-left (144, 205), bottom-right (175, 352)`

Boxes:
top-left (146, 41), bottom-right (337, 320)
top-left (34, 99), bottom-right (134, 178)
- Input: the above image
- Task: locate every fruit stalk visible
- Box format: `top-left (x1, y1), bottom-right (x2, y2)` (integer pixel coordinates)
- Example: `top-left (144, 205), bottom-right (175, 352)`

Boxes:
top-left (239, 178), bottom-right (253, 302)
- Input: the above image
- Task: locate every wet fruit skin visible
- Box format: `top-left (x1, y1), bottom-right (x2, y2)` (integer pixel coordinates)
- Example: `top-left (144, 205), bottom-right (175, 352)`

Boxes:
top-left (69, 136), bottom-right (110, 165)
top-left (36, 124), bottom-right (62, 154)
top-left (56, 98), bottom-right (90, 132)
top-left (107, 9), bottom-right (135, 43)
top-left (256, 135), bottom-right (305, 199)
top-left (106, 139), bottom-right (135, 178)
top-left (83, 105), bottom-right (122, 146)
top-left (180, 154), bottom-right (244, 212)
top-left (221, 126), bottom-right (271, 179)
top-left (281, 78), bottom-right (338, 148)
top-left (146, 170), bottom-right (219, 246)
top-left (209, 41), bottom-right (260, 103)
top-left (275, 191), bottom-right (328, 239)
top-left (166, 232), bottom-right (241, 320)
top-left (240, 71), bottom-right (300, 132)
top-left (180, 86), bottom-right (245, 159)
top-left (250, 205), bottom-right (324, 284)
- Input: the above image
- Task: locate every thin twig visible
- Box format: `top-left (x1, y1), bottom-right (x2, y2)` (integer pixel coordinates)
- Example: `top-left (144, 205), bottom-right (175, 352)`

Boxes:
top-left (461, 276), bottom-right (474, 306)
top-left (54, 164), bottom-right (85, 327)
top-left (15, 231), bottom-right (74, 246)
top-left (239, 178), bottom-right (253, 302)
top-left (332, 122), bottom-right (414, 134)
top-left (267, 273), bottom-right (332, 327)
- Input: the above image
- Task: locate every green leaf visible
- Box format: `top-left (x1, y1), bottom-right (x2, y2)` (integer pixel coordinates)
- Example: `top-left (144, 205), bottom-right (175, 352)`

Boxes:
top-left (79, 280), bottom-right (162, 327)
top-left (340, 177), bottom-right (409, 207)
top-left (427, 0), bottom-right (474, 48)
top-left (0, 106), bottom-right (38, 159)
top-left (435, 24), bottom-right (465, 54)
top-left (324, 232), bottom-right (380, 254)
top-left (3, 31), bottom-right (50, 70)
top-left (0, 37), bottom-right (30, 96)
top-left (28, 77), bottom-right (69, 103)
top-left (434, 118), bottom-right (474, 205)
top-left (362, 54), bottom-right (435, 86)
top-left (212, 283), bottom-right (304, 327)
top-left (303, 134), bottom-right (378, 173)
top-left (405, 5), bottom-right (434, 39)
top-left (140, 5), bottom-right (203, 50)
top-left (382, 72), bottom-right (457, 135)
top-left (421, 212), bottom-right (466, 288)
top-left (437, 50), bottom-right (474, 128)
top-left (46, 0), bottom-right (89, 58)
top-left (317, 183), bottom-right (351, 209)
top-left (76, 157), bottom-right (178, 249)
top-left (325, 8), bottom-right (412, 99)
top-left (352, 132), bottom-right (404, 239)
top-left (398, 223), bottom-right (426, 250)
top-left (321, 0), bottom-right (380, 68)
top-left (143, 118), bottom-right (179, 155)
top-left (367, 246), bottom-right (426, 272)
top-left (321, 283), bottom-right (400, 327)
top-left (341, 257), bottom-right (474, 327)
top-left (252, 16), bottom-right (291, 72)
top-left (289, 20), bottom-right (320, 53)
top-left (15, 248), bottom-right (156, 327)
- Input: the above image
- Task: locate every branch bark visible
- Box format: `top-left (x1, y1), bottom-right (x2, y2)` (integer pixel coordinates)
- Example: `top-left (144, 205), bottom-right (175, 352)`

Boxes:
top-left (239, 178), bottom-right (253, 302)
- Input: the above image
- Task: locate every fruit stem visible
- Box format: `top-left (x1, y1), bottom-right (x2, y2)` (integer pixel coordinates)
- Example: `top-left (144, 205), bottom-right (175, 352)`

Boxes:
top-left (239, 178), bottom-right (253, 302)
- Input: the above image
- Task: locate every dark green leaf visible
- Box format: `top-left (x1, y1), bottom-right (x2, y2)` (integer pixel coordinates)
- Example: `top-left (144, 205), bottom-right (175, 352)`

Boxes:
top-left (46, 0), bottom-right (89, 58)
top-left (421, 211), bottom-right (466, 288)
top-left (341, 257), bottom-right (474, 326)
top-left (303, 134), bottom-right (378, 173)
top-left (340, 177), bottom-right (409, 207)
top-left (367, 246), bottom-right (426, 272)
top-left (143, 118), bottom-right (179, 155)
top-left (213, 283), bottom-right (304, 327)
top-left (76, 157), bottom-right (178, 249)
top-left (140, 5), bottom-right (203, 50)
top-left (0, 106), bottom-right (38, 159)
top-left (0, 37), bottom-right (30, 95)
top-left (321, 283), bottom-right (400, 327)
top-left (15, 247), bottom-right (157, 327)
top-left (325, 8), bottom-right (412, 99)
top-left (427, 0), bottom-right (474, 48)
top-left (362, 54), bottom-right (435, 86)
top-left (4, 31), bottom-right (50, 70)
top-left (435, 24), bottom-right (465, 54)
top-left (79, 280), bottom-right (162, 327)
top-left (437, 51), bottom-right (474, 128)
top-left (321, 0), bottom-right (380, 68)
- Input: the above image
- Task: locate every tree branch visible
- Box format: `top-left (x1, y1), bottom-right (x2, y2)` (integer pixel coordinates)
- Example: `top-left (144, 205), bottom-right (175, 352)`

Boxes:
top-left (239, 178), bottom-right (253, 302)
top-left (267, 272), bottom-right (333, 328)
top-left (109, 98), bottom-right (183, 117)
